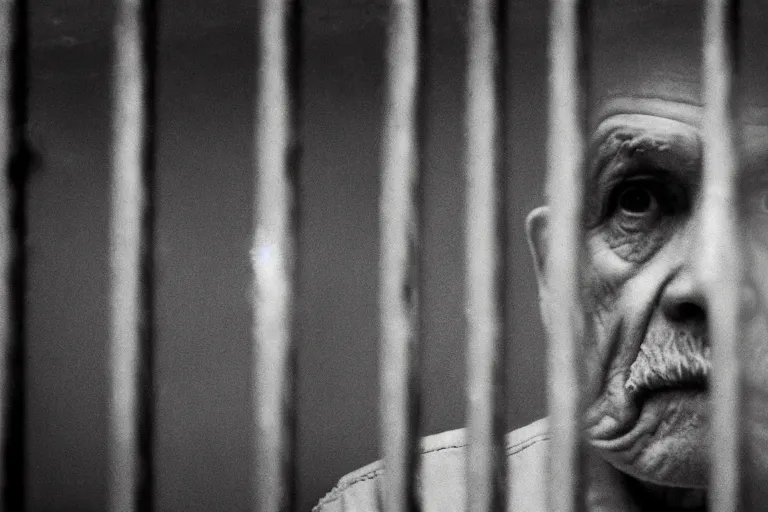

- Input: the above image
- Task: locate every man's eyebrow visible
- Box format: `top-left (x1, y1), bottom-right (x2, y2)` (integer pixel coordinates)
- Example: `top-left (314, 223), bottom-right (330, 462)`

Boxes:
top-left (588, 125), bottom-right (700, 182)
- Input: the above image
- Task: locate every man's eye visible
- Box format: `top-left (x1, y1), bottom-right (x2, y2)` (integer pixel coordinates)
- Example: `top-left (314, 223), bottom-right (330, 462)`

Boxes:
top-left (599, 177), bottom-right (685, 262)
top-left (610, 182), bottom-right (666, 230)
top-left (617, 185), bottom-right (657, 215)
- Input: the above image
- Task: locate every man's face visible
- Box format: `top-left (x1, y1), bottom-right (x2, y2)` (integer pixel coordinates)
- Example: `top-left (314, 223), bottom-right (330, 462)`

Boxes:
top-left (527, 97), bottom-right (768, 489)
top-left (579, 102), bottom-right (710, 488)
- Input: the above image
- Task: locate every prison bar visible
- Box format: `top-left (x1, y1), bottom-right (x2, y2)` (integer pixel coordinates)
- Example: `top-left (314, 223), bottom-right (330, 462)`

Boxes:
top-left (253, 0), bottom-right (302, 511)
top-left (465, 0), bottom-right (508, 511)
top-left (108, 0), bottom-right (158, 510)
top-left (379, 0), bottom-right (426, 511)
top-left (545, 0), bottom-right (587, 511)
top-left (0, 0), bottom-right (26, 509)
top-left (701, 1), bottom-right (743, 511)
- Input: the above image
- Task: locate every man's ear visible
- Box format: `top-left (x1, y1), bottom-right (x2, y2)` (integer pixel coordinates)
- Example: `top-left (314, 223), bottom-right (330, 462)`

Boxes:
top-left (525, 206), bottom-right (549, 291)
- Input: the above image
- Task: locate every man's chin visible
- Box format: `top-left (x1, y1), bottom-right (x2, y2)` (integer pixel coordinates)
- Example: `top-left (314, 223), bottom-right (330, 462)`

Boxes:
top-left (587, 389), bottom-right (709, 488)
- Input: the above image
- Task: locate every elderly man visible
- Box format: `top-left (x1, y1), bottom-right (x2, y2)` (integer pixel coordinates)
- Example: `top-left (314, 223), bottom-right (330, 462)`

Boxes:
top-left (314, 0), bottom-right (768, 510)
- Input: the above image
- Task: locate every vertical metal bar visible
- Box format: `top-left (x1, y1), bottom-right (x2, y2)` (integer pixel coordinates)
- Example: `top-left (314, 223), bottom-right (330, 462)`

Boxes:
top-left (546, 1), bottom-right (587, 511)
top-left (253, 0), bottom-right (301, 511)
top-left (108, 0), bottom-right (158, 510)
top-left (380, 0), bottom-right (425, 510)
top-left (465, 0), bottom-right (508, 510)
top-left (701, 1), bottom-right (742, 511)
top-left (0, 0), bottom-right (26, 508)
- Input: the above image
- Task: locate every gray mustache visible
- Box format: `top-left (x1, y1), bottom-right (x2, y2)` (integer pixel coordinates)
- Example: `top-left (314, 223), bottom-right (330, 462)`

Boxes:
top-left (625, 327), bottom-right (710, 396)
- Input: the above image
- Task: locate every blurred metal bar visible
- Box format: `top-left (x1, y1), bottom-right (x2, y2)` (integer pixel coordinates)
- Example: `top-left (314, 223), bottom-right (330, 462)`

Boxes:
top-left (465, 0), bottom-right (508, 510)
top-left (701, 1), bottom-right (742, 511)
top-left (108, 0), bottom-right (158, 510)
top-left (0, 0), bottom-right (27, 509)
top-left (253, 0), bottom-right (301, 511)
top-left (546, 1), bottom-right (587, 511)
top-left (380, 0), bottom-right (425, 510)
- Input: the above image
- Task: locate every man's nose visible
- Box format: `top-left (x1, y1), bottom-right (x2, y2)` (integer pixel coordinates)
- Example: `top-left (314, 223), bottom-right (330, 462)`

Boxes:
top-left (659, 240), bottom-right (759, 325)
top-left (659, 268), bottom-right (708, 324)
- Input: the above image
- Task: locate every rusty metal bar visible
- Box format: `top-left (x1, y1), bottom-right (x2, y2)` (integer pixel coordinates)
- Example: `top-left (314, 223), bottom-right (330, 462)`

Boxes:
top-left (253, 0), bottom-right (301, 511)
top-left (465, 0), bottom-right (508, 510)
top-left (546, 0), bottom-right (587, 511)
top-left (0, 0), bottom-right (26, 509)
top-left (701, 1), bottom-right (742, 511)
top-left (108, 0), bottom-right (158, 510)
top-left (379, 0), bottom-right (426, 511)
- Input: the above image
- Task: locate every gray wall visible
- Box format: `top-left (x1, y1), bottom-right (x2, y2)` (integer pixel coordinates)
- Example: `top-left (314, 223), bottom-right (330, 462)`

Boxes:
top-left (26, 1), bottom-right (547, 510)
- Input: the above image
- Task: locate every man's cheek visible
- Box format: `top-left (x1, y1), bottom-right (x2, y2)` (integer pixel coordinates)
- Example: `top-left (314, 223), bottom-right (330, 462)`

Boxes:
top-left (579, 270), bottom-right (629, 402)
top-left (582, 237), bottom-right (639, 320)
top-left (581, 244), bottom-right (629, 352)
top-left (585, 233), bottom-right (638, 279)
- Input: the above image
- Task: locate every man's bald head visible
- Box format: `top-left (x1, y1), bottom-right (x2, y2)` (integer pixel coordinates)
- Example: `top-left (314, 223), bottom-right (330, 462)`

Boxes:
top-left (588, 0), bottom-right (768, 126)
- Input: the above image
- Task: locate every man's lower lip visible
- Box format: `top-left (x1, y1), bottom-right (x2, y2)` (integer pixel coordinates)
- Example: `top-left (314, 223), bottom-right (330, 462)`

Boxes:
top-left (587, 387), bottom-right (706, 442)
top-left (589, 388), bottom-right (707, 451)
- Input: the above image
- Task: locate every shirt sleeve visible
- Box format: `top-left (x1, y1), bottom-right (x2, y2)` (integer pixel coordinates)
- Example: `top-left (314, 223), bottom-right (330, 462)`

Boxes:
top-left (312, 466), bottom-right (383, 512)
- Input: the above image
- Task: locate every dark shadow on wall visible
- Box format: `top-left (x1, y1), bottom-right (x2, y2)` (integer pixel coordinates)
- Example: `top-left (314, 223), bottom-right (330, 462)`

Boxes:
top-left (25, 1), bottom-right (547, 511)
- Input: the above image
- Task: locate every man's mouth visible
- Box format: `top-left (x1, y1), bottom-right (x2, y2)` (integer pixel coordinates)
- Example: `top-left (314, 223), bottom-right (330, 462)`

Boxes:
top-left (625, 327), bottom-right (709, 398)
top-left (584, 322), bottom-right (710, 443)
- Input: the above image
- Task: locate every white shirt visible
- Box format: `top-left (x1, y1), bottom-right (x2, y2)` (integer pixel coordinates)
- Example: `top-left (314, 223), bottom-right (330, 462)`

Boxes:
top-left (313, 418), bottom-right (550, 512)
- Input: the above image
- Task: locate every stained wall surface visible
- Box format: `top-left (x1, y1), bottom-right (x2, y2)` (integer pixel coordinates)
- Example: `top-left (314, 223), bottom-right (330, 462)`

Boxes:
top-left (25, 1), bottom-right (547, 510)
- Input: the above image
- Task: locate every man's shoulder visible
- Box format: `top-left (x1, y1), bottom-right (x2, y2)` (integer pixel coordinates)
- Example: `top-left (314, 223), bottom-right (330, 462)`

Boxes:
top-left (313, 418), bottom-right (550, 512)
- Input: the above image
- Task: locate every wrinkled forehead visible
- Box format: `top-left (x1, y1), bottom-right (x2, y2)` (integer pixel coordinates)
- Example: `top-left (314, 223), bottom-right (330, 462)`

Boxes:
top-left (589, 0), bottom-right (768, 129)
